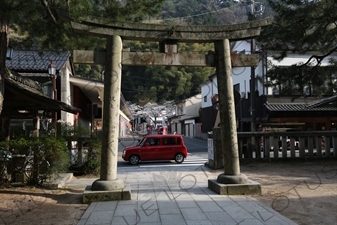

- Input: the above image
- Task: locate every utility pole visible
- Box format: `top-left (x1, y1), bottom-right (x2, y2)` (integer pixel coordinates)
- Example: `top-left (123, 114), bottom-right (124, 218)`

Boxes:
top-left (248, 0), bottom-right (256, 133)
top-left (250, 39), bottom-right (256, 133)
top-left (247, 0), bottom-right (264, 133)
top-left (246, 0), bottom-right (265, 156)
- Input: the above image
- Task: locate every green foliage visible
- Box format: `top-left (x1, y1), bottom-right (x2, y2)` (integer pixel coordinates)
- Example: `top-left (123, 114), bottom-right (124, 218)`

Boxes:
top-left (0, 122), bottom-right (103, 182)
top-left (250, 0), bottom-right (337, 96)
top-left (125, 40), bottom-right (159, 52)
top-left (122, 64), bottom-right (213, 104)
top-left (58, 123), bottom-right (91, 139)
top-left (32, 137), bottom-right (70, 177)
top-left (0, 138), bottom-right (30, 155)
top-left (82, 138), bottom-right (101, 175)
top-left (262, 63), bottom-right (336, 96)
top-left (5, 0), bottom-right (166, 51)
top-left (258, 0), bottom-right (337, 95)
top-left (122, 42), bottom-right (215, 103)
top-left (4, 0), bottom-right (281, 104)
top-left (0, 137), bottom-right (69, 183)
top-left (260, 0), bottom-right (337, 55)
top-left (159, 0), bottom-right (250, 25)
top-left (74, 64), bottom-right (104, 80)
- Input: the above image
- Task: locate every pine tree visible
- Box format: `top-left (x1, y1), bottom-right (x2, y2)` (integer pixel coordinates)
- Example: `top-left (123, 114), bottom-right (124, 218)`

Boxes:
top-left (0, 0), bottom-right (166, 114)
top-left (258, 0), bottom-right (337, 96)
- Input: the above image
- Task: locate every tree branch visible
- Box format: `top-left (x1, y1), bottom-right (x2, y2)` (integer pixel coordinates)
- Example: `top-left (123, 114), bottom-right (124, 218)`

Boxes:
top-left (303, 46), bottom-right (337, 66)
top-left (40, 0), bottom-right (57, 24)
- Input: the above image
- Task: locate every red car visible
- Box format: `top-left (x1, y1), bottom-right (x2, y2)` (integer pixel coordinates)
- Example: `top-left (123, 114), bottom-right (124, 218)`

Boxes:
top-left (122, 134), bottom-right (188, 165)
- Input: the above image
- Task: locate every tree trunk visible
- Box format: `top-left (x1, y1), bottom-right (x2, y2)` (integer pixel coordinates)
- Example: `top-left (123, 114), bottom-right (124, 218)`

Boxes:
top-left (0, 15), bottom-right (9, 116)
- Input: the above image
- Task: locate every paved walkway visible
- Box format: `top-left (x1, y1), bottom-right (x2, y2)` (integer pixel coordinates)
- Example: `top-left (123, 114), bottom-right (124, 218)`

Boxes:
top-left (64, 165), bottom-right (297, 225)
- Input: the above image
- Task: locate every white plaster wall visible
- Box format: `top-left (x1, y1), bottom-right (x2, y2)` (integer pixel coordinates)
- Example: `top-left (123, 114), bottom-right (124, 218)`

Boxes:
top-left (265, 52), bottom-right (337, 94)
top-left (170, 121), bottom-right (177, 134)
top-left (232, 40), bottom-right (266, 98)
top-left (177, 122), bottom-right (182, 135)
top-left (119, 110), bottom-right (131, 137)
top-left (201, 78), bottom-right (218, 109)
top-left (185, 94), bottom-right (201, 117)
top-left (60, 64), bottom-right (74, 126)
top-left (268, 52), bottom-right (336, 66)
top-left (201, 42), bottom-right (337, 110)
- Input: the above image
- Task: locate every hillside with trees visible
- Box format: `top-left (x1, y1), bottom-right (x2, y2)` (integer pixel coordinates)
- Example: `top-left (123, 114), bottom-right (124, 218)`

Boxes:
top-left (121, 0), bottom-right (274, 104)
top-left (1, 0), bottom-right (167, 115)
top-left (9, 0), bottom-right (319, 106)
top-left (3, 0), bottom-right (277, 106)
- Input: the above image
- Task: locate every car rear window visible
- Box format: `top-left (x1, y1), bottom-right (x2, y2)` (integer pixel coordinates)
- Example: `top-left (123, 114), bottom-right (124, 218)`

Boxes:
top-left (162, 137), bottom-right (181, 145)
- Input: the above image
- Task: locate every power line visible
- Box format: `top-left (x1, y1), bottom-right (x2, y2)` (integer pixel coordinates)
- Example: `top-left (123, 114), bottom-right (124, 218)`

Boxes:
top-left (148, 2), bottom-right (246, 23)
top-left (161, 7), bottom-right (230, 21)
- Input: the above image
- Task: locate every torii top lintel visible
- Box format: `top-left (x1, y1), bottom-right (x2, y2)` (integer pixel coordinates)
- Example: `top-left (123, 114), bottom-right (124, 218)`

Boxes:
top-left (69, 17), bottom-right (272, 42)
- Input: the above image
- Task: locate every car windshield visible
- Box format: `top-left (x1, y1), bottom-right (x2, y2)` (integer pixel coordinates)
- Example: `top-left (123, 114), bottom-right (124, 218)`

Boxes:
top-left (138, 137), bottom-right (146, 146)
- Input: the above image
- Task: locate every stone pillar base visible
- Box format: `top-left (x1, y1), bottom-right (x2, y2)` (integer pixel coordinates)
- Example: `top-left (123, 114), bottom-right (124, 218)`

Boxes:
top-left (217, 173), bottom-right (248, 184)
top-left (208, 178), bottom-right (261, 195)
top-left (83, 183), bottom-right (131, 204)
top-left (92, 179), bottom-right (125, 191)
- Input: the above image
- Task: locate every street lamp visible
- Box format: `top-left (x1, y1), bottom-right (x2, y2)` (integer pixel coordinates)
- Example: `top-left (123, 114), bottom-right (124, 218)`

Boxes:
top-left (48, 61), bottom-right (57, 100)
top-left (6, 47), bottom-right (14, 60)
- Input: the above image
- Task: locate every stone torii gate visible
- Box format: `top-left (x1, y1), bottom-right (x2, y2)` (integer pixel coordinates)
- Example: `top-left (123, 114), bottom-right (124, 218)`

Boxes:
top-left (65, 14), bottom-right (272, 201)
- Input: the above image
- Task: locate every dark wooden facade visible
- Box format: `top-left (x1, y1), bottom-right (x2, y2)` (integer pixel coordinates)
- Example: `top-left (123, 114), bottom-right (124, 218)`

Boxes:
top-left (263, 95), bottom-right (337, 131)
top-left (202, 94), bottom-right (337, 133)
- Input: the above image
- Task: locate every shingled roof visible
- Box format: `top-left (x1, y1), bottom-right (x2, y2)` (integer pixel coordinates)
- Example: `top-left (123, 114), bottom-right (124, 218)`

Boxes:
top-left (3, 68), bottom-right (81, 116)
top-left (6, 50), bottom-right (70, 72)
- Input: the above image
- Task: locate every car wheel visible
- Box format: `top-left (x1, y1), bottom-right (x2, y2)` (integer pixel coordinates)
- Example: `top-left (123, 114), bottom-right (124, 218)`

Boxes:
top-left (174, 153), bottom-right (184, 164)
top-left (129, 155), bottom-right (140, 165)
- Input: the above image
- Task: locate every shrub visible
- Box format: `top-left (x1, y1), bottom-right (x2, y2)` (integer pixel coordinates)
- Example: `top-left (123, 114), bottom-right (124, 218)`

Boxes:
top-left (35, 137), bottom-right (70, 177)
top-left (82, 138), bottom-right (101, 175)
top-left (0, 137), bottom-right (70, 185)
top-left (0, 138), bottom-right (30, 155)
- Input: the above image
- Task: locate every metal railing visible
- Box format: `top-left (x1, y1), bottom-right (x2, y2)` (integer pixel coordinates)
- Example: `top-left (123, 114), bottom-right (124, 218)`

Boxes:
top-left (238, 131), bottom-right (337, 160)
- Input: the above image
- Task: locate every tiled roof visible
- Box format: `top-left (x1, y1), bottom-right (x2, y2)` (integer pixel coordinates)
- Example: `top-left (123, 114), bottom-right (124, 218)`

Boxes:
top-left (307, 95), bottom-right (337, 108)
top-left (6, 50), bottom-right (70, 72)
top-left (265, 102), bottom-right (337, 112)
top-left (5, 69), bottom-right (44, 94)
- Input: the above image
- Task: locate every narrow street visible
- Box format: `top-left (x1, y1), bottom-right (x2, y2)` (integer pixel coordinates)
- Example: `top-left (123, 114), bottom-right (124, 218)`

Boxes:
top-left (117, 136), bottom-right (208, 168)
